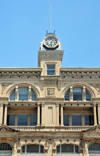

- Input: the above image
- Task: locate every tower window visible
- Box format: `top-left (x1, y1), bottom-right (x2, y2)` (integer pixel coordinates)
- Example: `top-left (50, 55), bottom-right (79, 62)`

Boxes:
top-left (47, 65), bottom-right (55, 75)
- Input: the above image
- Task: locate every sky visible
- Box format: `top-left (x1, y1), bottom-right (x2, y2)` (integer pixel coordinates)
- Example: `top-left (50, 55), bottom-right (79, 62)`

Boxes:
top-left (0, 0), bottom-right (100, 68)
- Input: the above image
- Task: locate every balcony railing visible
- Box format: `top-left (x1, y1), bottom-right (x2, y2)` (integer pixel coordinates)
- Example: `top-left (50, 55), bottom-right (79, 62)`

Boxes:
top-left (9, 126), bottom-right (93, 131)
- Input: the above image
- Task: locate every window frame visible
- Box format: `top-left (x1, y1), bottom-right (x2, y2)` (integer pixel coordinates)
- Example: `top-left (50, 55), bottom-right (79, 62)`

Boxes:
top-left (47, 64), bottom-right (55, 75)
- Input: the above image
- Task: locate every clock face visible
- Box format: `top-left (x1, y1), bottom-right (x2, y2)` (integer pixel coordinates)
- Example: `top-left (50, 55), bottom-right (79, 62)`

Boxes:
top-left (45, 37), bottom-right (57, 47)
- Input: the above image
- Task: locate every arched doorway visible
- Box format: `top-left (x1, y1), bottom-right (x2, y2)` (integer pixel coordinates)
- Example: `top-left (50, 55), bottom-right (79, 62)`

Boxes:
top-left (0, 143), bottom-right (12, 156)
top-left (21, 144), bottom-right (44, 156)
top-left (56, 144), bottom-right (80, 156)
top-left (88, 143), bottom-right (100, 156)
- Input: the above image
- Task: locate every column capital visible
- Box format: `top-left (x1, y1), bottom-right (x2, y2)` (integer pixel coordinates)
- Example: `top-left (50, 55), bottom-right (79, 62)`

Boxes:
top-left (98, 103), bottom-right (100, 106)
top-left (61, 103), bottom-right (64, 107)
top-left (69, 114), bottom-right (72, 117)
top-left (37, 102), bottom-right (41, 106)
top-left (42, 102), bottom-right (45, 106)
top-left (81, 114), bottom-right (84, 117)
top-left (15, 85), bottom-right (18, 89)
top-left (0, 104), bottom-right (3, 107)
top-left (93, 102), bottom-right (97, 106)
top-left (70, 86), bottom-right (73, 89)
top-left (56, 103), bottom-right (59, 107)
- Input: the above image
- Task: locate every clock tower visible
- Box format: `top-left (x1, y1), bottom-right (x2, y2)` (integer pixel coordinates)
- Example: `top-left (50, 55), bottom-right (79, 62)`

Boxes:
top-left (38, 33), bottom-right (64, 76)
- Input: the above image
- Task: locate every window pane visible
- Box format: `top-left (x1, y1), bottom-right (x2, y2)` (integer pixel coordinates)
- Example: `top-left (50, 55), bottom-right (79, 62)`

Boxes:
top-left (86, 90), bottom-right (91, 101)
top-left (62, 144), bottom-right (73, 153)
top-left (27, 145), bottom-right (39, 153)
top-left (0, 143), bottom-right (12, 150)
top-left (10, 90), bottom-right (15, 101)
top-left (40, 146), bottom-right (44, 153)
top-left (73, 88), bottom-right (82, 101)
top-left (75, 145), bottom-right (79, 153)
top-left (72, 115), bottom-right (81, 126)
top-left (47, 71), bottom-right (55, 75)
top-left (18, 115), bottom-right (27, 126)
top-left (21, 146), bottom-right (25, 153)
top-left (63, 115), bottom-right (69, 126)
top-left (57, 146), bottom-right (60, 153)
top-left (85, 115), bottom-right (94, 126)
top-left (65, 90), bottom-right (70, 101)
top-left (89, 143), bottom-right (100, 151)
top-left (47, 65), bottom-right (55, 69)
top-left (19, 87), bottom-right (28, 101)
top-left (31, 90), bottom-right (36, 101)
top-left (30, 115), bottom-right (37, 126)
top-left (7, 115), bottom-right (15, 126)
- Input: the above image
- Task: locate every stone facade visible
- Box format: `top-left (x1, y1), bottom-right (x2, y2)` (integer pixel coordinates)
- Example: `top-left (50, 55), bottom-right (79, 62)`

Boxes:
top-left (0, 33), bottom-right (100, 156)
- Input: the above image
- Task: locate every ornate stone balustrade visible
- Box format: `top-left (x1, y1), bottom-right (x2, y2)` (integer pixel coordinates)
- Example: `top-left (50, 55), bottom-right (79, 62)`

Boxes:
top-left (9, 126), bottom-right (92, 131)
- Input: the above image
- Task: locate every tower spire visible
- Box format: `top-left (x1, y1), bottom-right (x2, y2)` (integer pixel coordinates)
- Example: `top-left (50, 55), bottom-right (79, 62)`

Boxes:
top-left (50, 2), bottom-right (52, 33)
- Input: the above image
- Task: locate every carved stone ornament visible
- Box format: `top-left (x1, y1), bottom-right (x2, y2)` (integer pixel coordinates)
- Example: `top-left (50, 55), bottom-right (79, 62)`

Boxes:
top-left (47, 88), bottom-right (55, 96)
top-left (90, 83), bottom-right (100, 92)
top-left (84, 125), bottom-right (100, 133)
top-left (0, 125), bottom-right (19, 132)
top-left (58, 80), bottom-right (61, 90)
top-left (2, 83), bottom-right (12, 94)
top-left (40, 80), bottom-right (44, 90)
top-left (44, 80), bottom-right (58, 86)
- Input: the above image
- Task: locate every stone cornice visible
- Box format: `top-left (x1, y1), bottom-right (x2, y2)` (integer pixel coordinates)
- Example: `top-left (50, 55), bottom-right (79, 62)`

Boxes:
top-left (0, 68), bottom-right (42, 78)
top-left (61, 68), bottom-right (100, 79)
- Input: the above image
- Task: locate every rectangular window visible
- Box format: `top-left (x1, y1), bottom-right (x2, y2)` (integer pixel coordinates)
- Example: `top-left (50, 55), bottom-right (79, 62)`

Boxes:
top-left (30, 115), bottom-right (37, 126)
top-left (7, 115), bottom-right (15, 126)
top-left (72, 115), bottom-right (81, 126)
top-left (63, 115), bottom-right (69, 126)
top-left (18, 115), bottom-right (27, 126)
top-left (47, 65), bottom-right (55, 75)
top-left (85, 115), bottom-right (94, 126)
top-left (73, 88), bottom-right (82, 101)
top-left (19, 88), bottom-right (28, 101)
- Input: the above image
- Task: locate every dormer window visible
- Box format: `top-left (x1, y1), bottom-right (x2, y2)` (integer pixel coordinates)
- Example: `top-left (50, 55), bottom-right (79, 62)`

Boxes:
top-left (47, 65), bottom-right (55, 75)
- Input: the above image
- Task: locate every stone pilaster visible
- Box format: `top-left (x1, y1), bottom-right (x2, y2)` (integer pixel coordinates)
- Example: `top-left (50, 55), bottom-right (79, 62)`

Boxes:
top-left (15, 86), bottom-right (18, 101)
top-left (0, 104), bottom-right (3, 125)
top-left (41, 103), bottom-right (45, 126)
top-left (82, 114), bottom-right (85, 126)
top-left (98, 103), bottom-right (100, 124)
top-left (28, 86), bottom-right (31, 101)
top-left (70, 86), bottom-right (73, 101)
top-left (37, 103), bottom-right (40, 126)
top-left (4, 104), bottom-right (7, 125)
top-left (69, 114), bottom-right (72, 126)
top-left (56, 103), bottom-right (59, 126)
top-left (93, 103), bottom-right (97, 126)
top-left (61, 104), bottom-right (64, 126)
top-left (83, 86), bottom-right (86, 101)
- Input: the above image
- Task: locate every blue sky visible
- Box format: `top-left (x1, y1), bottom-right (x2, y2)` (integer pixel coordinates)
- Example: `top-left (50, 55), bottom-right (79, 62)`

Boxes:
top-left (0, 0), bottom-right (100, 68)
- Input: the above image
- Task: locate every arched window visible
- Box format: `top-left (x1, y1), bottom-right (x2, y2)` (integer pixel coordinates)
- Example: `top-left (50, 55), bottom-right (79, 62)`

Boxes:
top-left (21, 144), bottom-right (44, 153)
top-left (88, 143), bottom-right (100, 154)
top-left (64, 87), bottom-right (91, 101)
top-left (86, 90), bottom-right (91, 101)
top-left (65, 89), bottom-right (70, 101)
top-left (0, 143), bottom-right (12, 150)
top-left (10, 89), bottom-right (15, 101)
top-left (56, 144), bottom-right (79, 153)
top-left (10, 87), bottom-right (37, 101)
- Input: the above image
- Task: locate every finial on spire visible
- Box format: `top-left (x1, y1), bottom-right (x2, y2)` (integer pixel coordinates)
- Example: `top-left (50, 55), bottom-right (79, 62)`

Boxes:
top-left (50, 2), bottom-right (52, 33)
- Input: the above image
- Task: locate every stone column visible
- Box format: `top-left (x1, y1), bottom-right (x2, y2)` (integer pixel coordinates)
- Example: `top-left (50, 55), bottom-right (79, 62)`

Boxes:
top-left (70, 86), bottom-right (73, 101)
top-left (56, 103), bottom-right (59, 126)
top-left (83, 141), bottom-right (89, 156)
top-left (37, 103), bottom-right (40, 126)
top-left (4, 104), bottom-right (7, 125)
top-left (98, 103), bottom-right (100, 124)
top-left (69, 114), bottom-right (72, 126)
top-left (0, 104), bottom-right (3, 125)
top-left (15, 86), bottom-right (18, 101)
top-left (82, 114), bottom-right (85, 126)
top-left (93, 103), bottom-right (97, 126)
top-left (28, 86), bottom-right (31, 101)
top-left (41, 103), bottom-right (45, 126)
top-left (61, 104), bottom-right (64, 126)
top-left (83, 86), bottom-right (86, 101)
